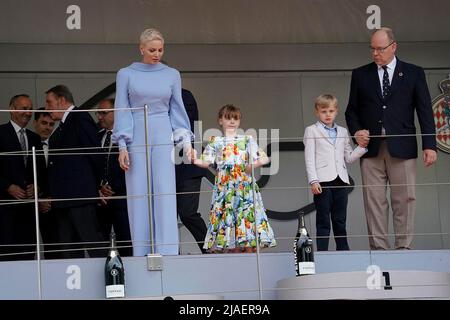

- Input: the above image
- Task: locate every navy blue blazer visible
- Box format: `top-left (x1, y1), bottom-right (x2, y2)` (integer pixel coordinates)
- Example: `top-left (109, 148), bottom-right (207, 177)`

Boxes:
top-left (97, 128), bottom-right (126, 197)
top-left (175, 88), bottom-right (207, 182)
top-left (48, 108), bottom-right (102, 209)
top-left (0, 122), bottom-right (46, 200)
top-left (345, 58), bottom-right (436, 159)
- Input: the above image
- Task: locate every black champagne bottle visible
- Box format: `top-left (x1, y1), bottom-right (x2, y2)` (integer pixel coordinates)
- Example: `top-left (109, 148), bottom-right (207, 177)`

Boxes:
top-left (293, 214), bottom-right (315, 276)
top-left (105, 231), bottom-right (125, 298)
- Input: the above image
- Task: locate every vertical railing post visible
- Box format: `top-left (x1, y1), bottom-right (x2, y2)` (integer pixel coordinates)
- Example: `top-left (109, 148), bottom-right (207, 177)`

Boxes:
top-left (32, 147), bottom-right (43, 300)
top-left (143, 105), bottom-right (155, 254)
top-left (249, 137), bottom-right (263, 300)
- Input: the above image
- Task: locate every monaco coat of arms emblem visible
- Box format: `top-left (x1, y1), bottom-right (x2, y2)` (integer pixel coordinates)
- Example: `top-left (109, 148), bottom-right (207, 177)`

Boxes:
top-left (433, 75), bottom-right (450, 153)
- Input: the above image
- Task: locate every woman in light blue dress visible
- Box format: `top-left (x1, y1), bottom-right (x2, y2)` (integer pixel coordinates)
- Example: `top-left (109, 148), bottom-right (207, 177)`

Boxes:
top-left (112, 28), bottom-right (192, 256)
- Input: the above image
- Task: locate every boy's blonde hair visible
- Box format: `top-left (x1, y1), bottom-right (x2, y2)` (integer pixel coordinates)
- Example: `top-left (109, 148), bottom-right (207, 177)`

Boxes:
top-left (315, 94), bottom-right (338, 110)
top-left (218, 104), bottom-right (242, 121)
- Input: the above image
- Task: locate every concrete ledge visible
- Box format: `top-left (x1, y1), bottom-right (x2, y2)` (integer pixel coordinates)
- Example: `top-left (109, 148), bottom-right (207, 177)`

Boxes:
top-left (277, 271), bottom-right (450, 299)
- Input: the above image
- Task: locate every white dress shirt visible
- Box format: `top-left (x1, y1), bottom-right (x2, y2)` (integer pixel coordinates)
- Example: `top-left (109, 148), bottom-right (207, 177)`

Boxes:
top-left (42, 139), bottom-right (49, 166)
top-left (10, 120), bottom-right (28, 151)
top-left (377, 56), bottom-right (396, 89)
top-left (61, 105), bottom-right (76, 123)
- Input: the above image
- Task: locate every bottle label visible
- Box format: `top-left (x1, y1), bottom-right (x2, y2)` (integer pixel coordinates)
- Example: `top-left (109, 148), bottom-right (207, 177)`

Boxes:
top-left (106, 284), bottom-right (125, 298)
top-left (298, 262), bottom-right (315, 275)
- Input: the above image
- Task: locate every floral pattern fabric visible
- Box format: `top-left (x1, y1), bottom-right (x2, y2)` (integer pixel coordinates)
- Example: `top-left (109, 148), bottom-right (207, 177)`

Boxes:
top-left (201, 135), bottom-right (277, 250)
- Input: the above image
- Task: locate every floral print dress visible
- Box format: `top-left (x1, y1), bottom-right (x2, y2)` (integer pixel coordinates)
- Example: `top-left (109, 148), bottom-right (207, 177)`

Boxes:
top-left (201, 135), bottom-right (277, 251)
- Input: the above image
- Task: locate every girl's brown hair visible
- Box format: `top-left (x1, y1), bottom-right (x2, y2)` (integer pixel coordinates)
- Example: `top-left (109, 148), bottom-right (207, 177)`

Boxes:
top-left (217, 104), bottom-right (242, 121)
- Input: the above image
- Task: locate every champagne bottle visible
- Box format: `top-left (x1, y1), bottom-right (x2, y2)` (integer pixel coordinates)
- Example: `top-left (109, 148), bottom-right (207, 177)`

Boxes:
top-left (293, 214), bottom-right (315, 276)
top-left (105, 231), bottom-right (125, 298)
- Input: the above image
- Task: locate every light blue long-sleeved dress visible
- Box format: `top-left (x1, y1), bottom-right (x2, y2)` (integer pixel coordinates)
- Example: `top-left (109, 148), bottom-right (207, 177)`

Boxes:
top-left (112, 62), bottom-right (191, 256)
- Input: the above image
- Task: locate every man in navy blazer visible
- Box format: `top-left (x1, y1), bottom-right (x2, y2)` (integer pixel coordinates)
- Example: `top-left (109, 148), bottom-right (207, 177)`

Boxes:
top-left (33, 108), bottom-right (58, 259)
top-left (96, 98), bottom-right (132, 256)
top-left (175, 88), bottom-right (207, 253)
top-left (345, 27), bottom-right (437, 250)
top-left (45, 85), bottom-right (105, 258)
top-left (0, 94), bottom-right (46, 260)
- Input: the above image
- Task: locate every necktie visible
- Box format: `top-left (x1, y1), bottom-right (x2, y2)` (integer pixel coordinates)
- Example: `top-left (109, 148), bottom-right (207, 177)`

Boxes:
top-left (19, 128), bottom-right (27, 165)
top-left (382, 65), bottom-right (390, 100)
top-left (102, 130), bottom-right (113, 184)
top-left (103, 130), bottom-right (112, 149)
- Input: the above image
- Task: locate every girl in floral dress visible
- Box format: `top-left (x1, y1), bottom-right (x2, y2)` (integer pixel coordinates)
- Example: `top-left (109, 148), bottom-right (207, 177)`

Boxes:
top-left (190, 104), bottom-right (277, 253)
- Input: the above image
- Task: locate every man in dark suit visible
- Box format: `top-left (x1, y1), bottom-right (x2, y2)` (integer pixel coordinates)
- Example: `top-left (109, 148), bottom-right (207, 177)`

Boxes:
top-left (345, 27), bottom-right (437, 250)
top-left (33, 108), bottom-right (58, 259)
top-left (176, 89), bottom-right (208, 253)
top-left (45, 85), bottom-right (105, 258)
top-left (96, 98), bottom-right (132, 256)
top-left (0, 94), bottom-right (46, 261)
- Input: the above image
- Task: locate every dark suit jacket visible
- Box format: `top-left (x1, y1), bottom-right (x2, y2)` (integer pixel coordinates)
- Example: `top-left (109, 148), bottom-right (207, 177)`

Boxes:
top-left (175, 88), bottom-right (207, 182)
top-left (48, 108), bottom-right (102, 209)
top-left (345, 58), bottom-right (437, 159)
top-left (0, 121), bottom-right (46, 200)
top-left (97, 129), bottom-right (126, 197)
top-left (0, 122), bottom-right (46, 258)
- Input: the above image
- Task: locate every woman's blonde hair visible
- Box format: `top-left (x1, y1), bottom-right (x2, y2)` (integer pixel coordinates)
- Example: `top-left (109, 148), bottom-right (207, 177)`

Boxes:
top-left (140, 28), bottom-right (164, 44)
